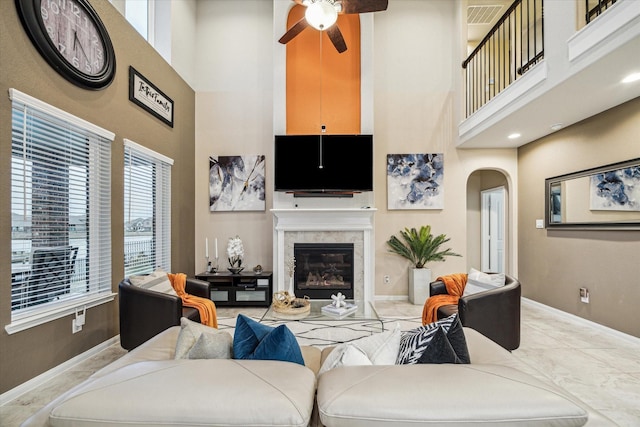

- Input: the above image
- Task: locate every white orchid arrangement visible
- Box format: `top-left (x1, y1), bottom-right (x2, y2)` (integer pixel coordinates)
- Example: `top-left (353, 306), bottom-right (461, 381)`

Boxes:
top-left (227, 236), bottom-right (244, 268)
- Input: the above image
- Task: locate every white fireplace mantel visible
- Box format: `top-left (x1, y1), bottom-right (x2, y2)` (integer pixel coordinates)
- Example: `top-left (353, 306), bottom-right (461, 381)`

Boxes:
top-left (272, 208), bottom-right (376, 303)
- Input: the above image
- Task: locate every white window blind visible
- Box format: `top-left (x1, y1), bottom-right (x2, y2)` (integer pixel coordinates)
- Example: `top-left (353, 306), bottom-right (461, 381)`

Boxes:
top-left (9, 89), bottom-right (114, 323)
top-left (124, 139), bottom-right (172, 276)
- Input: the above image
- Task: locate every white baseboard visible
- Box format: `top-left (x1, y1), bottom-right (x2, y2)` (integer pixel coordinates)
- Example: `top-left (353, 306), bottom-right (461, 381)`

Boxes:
top-left (522, 298), bottom-right (640, 345)
top-left (0, 335), bottom-right (121, 406)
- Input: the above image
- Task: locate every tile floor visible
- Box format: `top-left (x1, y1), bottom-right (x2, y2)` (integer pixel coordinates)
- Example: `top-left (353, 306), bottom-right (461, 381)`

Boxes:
top-left (1, 299), bottom-right (639, 426)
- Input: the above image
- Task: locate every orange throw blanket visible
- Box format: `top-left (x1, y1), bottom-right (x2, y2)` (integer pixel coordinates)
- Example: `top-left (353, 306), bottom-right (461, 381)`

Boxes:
top-left (421, 273), bottom-right (467, 325)
top-left (168, 273), bottom-right (218, 328)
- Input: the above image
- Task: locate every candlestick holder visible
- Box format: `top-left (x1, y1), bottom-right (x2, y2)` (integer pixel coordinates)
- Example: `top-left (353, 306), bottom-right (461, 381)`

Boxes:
top-left (211, 257), bottom-right (219, 273)
top-left (206, 256), bottom-right (212, 273)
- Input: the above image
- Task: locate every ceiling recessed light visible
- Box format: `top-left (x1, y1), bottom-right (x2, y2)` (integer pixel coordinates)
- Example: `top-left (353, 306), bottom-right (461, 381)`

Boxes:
top-left (622, 72), bottom-right (640, 84)
top-left (508, 133), bottom-right (521, 139)
top-left (550, 123), bottom-right (563, 131)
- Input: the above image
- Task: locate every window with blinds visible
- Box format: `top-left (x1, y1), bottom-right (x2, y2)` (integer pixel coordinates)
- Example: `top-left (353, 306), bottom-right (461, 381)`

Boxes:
top-left (9, 89), bottom-right (114, 321)
top-left (124, 139), bottom-right (172, 276)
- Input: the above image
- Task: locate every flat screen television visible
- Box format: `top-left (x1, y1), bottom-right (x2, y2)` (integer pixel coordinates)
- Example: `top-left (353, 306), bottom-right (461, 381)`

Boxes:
top-left (274, 134), bottom-right (373, 193)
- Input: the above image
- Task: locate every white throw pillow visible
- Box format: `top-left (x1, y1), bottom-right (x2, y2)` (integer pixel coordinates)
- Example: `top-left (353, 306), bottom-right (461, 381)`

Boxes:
top-left (339, 345), bottom-right (374, 367)
top-left (319, 324), bottom-right (401, 375)
top-left (174, 317), bottom-right (232, 359)
top-left (129, 269), bottom-right (176, 296)
top-left (463, 268), bottom-right (506, 296)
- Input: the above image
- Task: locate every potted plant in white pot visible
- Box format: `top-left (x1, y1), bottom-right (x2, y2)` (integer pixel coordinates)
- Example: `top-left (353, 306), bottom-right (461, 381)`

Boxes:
top-left (386, 225), bottom-right (461, 304)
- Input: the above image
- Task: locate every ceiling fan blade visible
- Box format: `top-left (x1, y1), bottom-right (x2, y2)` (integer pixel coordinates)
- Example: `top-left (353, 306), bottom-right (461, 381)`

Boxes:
top-left (327, 25), bottom-right (347, 53)
top-left (341, 0), bottom-right (389, 14)
top-left (279, 18), bottom-right (310, 44)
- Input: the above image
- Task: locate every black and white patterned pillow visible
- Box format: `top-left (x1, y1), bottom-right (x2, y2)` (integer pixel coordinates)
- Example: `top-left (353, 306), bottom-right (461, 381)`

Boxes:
top-left (396, 314), bottom-right (458, 364)
top-left (418, 314), bottom-right (470, 364)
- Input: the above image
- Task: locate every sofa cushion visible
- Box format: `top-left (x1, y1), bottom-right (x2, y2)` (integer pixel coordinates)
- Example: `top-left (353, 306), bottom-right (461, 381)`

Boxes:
top-left (48, 359), bottom-right (316, 427)
top-left (317, 364), bottom-right (590, 427)
top-left (129, 269), bottom-right (176, 296)
top-left (462, 327), bottom-right (523, 368)
top-left (233, 314), bottom-right (304, 365)
top-left (463, 268), bottom-right (506, 296)
top-left (419, 314), bottom-right (470, 364)
top-left (174, 317), bottom-right (232, 359)
top-left (396, 314), bottom-right (457, 364)
top-left (300, 346), bottom-right (322, 376)
top-left (319, 324), bottom-right (401, 375)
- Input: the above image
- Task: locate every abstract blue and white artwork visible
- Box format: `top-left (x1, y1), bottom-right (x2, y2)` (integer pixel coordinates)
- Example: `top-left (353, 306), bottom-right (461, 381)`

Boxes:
top-left (209, 155), bottom-right (266, 212)
top-left (590, 165), bottom-right (640, 211)
top-left (387, 153), bottom-right (444, 210)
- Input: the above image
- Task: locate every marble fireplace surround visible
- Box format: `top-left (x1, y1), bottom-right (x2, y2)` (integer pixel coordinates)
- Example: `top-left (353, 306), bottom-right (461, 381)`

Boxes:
top-left (272, 209), bottom-right (376, 304)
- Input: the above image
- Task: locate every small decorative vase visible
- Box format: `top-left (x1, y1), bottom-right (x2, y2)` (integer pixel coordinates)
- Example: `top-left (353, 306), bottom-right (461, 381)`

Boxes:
top-left (228, 255), bottom-right (243, 274)
top-left (288, 276), bottom-right (296, 298)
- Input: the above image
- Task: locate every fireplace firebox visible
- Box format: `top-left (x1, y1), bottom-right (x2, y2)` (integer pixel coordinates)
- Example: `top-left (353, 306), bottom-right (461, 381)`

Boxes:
top-left (294, 243), bottom-right (354, 299)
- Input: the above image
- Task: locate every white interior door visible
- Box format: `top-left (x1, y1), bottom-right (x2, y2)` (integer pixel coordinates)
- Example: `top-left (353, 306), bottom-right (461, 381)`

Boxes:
top-left (481, 187), bottom-right (505, 273)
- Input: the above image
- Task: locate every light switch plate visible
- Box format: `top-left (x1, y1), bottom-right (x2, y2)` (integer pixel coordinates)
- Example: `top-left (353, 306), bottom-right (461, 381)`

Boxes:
top-left (535, 219), bottom-right (544, 229)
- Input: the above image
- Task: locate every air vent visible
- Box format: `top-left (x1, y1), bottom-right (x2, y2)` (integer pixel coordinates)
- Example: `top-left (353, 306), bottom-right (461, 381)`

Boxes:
top-left (467, 5), bottom-right (503, 25)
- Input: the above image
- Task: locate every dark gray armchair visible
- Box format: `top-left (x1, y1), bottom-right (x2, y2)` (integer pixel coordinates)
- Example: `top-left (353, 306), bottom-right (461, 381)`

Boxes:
top-left (429, 274), bottom-right (521, 351)
top-left (118, 277), bottom-right (212, 350)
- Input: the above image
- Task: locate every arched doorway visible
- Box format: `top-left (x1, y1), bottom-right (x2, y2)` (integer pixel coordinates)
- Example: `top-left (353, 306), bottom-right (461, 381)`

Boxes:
top-left (466, 169), bottom-right (510, 274)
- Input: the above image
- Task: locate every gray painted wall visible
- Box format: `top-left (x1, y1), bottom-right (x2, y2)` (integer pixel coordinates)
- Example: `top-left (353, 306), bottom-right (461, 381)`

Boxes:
top-left (518, 97), bottom-right (640, 338)
top-left (0, 0), bottom-right (196, 393)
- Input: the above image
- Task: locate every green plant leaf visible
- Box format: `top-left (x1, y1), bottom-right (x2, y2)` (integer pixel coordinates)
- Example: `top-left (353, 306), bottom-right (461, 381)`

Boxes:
top-left (386, 225), bottom-right (461, 268)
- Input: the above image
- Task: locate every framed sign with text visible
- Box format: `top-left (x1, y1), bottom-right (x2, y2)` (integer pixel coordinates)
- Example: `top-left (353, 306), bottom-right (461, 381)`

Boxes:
top-left (129, 66), bottom-right (174, 127)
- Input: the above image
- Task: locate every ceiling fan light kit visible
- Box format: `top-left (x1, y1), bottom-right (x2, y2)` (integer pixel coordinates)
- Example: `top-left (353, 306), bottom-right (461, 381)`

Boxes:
top-left (305, 1), bottom-right (338, 31)
top-left (280, 0), bottom-right (388, 53)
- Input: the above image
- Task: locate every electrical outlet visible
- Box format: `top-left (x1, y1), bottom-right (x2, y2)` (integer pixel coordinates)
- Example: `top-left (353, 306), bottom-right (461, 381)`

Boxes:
top-left (72, 307), bottom-right (86, 333)
top-left (383, 275), bottom-right (390, 284)
top-left (72, 319), bottom-right (82, 333)
top-left (580, 287), bottom-right (590, 304)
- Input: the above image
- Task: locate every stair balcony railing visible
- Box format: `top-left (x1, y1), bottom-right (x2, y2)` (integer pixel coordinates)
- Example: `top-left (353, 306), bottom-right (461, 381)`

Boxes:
top-left (463, 0), bottom-right (544, 117)
top-left (586, 0), bottom-right (617, 23)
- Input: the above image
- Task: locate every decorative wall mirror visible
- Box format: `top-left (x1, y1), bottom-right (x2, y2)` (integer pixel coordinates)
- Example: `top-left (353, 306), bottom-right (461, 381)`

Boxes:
top-left (545, 158), bottom-right (640, 230)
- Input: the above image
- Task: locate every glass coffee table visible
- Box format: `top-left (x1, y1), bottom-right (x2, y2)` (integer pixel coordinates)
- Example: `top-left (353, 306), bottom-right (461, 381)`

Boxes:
top-left (260, 300), bottom-right (384, 347)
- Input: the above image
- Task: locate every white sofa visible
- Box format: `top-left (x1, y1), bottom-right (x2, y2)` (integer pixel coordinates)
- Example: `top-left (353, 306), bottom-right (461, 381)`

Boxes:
top-left (316, 327), bottom-right (614, 426)
top-left (23, 325), bottom-right (614, 427)
top-left (22, 326), bottom-right (321, 427)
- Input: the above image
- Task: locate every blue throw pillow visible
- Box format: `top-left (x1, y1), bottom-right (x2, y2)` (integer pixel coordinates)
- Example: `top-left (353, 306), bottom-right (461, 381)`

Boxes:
top-left (233, 314), bottom-right (274, 359)
top-left (233, 314), bottom-right (304, 365)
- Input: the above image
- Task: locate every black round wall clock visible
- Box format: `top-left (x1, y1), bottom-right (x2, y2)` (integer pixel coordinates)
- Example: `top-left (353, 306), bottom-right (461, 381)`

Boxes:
top-left (16, 0), bottom-right (116, 90)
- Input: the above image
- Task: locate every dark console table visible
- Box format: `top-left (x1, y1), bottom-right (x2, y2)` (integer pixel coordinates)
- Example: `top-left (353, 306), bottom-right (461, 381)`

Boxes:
top-left (195, 271), bottom-right (273, 307)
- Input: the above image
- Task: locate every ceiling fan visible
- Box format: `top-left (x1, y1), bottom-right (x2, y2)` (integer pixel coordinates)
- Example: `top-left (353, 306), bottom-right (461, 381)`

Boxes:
top-left (279, 0), bottom-right (389, 53)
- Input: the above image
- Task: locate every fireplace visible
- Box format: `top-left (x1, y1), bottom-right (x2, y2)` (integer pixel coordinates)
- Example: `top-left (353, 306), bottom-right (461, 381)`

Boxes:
top-left (294, 243), bottom-right (354, 299)
top-left (272, 208), bottom-right (376, 304)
